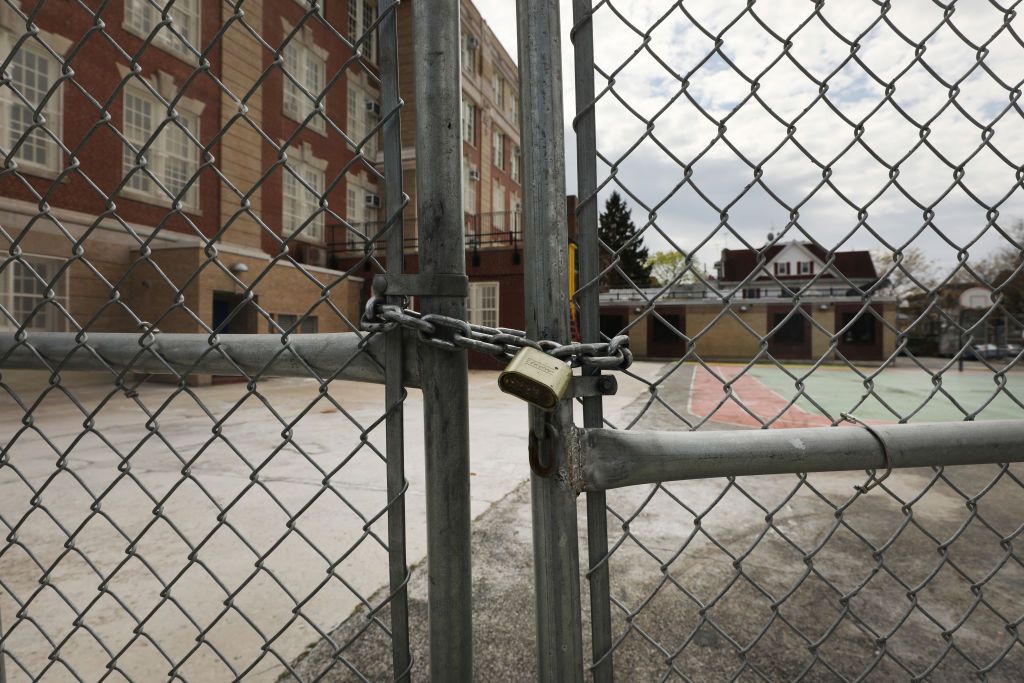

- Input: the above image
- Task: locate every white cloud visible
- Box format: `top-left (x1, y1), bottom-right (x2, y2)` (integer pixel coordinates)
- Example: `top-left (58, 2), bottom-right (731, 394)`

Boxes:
top-left (470, 0), bottom-right (1024, 275)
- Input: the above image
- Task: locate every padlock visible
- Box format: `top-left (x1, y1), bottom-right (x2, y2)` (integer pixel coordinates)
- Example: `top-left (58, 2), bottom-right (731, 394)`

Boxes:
top-left (498, 346), bottom-right (572, 411)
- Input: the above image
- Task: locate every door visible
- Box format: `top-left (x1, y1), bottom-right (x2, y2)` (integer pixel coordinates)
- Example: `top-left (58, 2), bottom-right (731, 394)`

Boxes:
top-left (767, 304), bottom-right (812, 359)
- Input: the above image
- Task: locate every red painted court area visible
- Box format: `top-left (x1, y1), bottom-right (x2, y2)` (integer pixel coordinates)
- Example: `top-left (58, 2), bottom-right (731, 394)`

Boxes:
top-left (688, 365), bottom-right (833, 429)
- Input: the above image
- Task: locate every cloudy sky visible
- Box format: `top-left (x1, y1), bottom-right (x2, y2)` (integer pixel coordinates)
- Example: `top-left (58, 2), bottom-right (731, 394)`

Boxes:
top-left (473, 0), bottom-right (1024, 277)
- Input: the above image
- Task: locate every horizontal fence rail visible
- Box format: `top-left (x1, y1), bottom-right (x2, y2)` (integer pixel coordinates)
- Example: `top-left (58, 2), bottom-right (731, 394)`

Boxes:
top-left (0, 332), bottom-right (421, 385)
top-left (575, 421), bottom-right (1024, 493)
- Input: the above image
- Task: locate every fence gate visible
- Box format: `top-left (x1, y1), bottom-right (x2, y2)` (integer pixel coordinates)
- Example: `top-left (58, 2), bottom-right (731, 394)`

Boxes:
top-left (0, 0), bottom-right (478, 680)
top-left (544, 0), bottom-right (1024, 680)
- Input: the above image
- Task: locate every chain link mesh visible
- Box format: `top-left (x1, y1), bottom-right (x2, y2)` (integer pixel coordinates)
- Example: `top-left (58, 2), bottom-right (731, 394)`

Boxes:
top-left (0, 0), bottom-right (411, 679)
top-left (572, 0), bottom-right (1024, 678)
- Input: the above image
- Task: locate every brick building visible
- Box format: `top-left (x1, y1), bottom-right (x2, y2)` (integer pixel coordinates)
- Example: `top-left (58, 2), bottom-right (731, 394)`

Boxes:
top-left (600, 241), bottom-right (898, 362)
top-left (333, 0), bottom-right (522, 337)
top-left (0, 1), bottom-right (369, 370)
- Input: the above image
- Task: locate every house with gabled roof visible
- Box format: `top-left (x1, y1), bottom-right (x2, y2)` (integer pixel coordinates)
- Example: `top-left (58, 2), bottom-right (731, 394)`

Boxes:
top-left (599, 240), bottom-right (898, 362)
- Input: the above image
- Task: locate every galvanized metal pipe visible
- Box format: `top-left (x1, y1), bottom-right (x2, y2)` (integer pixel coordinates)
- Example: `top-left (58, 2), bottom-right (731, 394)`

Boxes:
top-left (0, 331), bottom-right (419, 385)
top-left (578, 421), bottom-right (1024, 492)
top-left (570, 0), bottom-right (613, 678)
top-left (378, 0), bottom-right (411, 678)
top-left (517, 0), bottom-right (586, 680)
top-left (412, 0), bottom-right (474, 679)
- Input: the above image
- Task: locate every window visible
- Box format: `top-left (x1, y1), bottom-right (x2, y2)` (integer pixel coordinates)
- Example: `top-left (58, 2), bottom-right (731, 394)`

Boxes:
top-left (283, 39), bottom-right (326, 132)
top-left (742, 288), bottom-right (761, 299)
top-left (773, 262), bottom-right (791, 276)
top-left (798, 261), bottom-right (814, 275)
top-left (510, 90), bottom-right (518, 126)
top-left (282, 160), bottom-right (325, 242)
top-left (461, 33), bottom-right (478, 73)
top-left (468, 282), bottom-right (499, 329)
top-left (463, 156), bottom-right (477, 213)
top-left (346, 186), bottom-right (363, 249)
top-left (492, 72), bottom-right (504, 108)
top-left (125, 0), bottom-right (200, 57)
top-left (122, 88), bottom-right (199, 208)
top-left (841, 311), bottom-right (876, 345)
top-left (462, 98), bottom-right (476, 146)
top-left (348, 85), bottom-right (378, 154)
top-left (364, 94), bottom-right (379, 157)
top-left (346, 0), bottom-right (376, 60)
top-left (772, 312), bottom-right (806, 345)
top-left (0, 255), bottom-right (69, 331)
top-left (492, 130), bottom-right (504, 170)
top-left (3, 41), bottom-right (62, 173)
top-left (652, 314), bottom-right (683, 345)
top-left (275, 313), bottom-right (318, 333)
top-left (492, 183), bottom-right (505, 231)
top-left (510, 146), bottom-right (520, 182)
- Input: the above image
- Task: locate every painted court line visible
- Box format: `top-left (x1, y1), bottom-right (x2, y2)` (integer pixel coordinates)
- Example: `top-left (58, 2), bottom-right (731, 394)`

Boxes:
top-left (690, 365), bottom-right (832, 429)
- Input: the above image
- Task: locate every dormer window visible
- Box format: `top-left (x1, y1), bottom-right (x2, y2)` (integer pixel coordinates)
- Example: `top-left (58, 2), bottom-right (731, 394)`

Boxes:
top-left (798, 261), bottom-right (813, 275)
top-left (774, 262), bottom-right (791, 276)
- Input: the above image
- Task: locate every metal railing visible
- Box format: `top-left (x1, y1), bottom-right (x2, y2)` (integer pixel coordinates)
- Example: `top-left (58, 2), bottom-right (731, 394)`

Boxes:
top-left (328, 212), bottom-right (523, 259)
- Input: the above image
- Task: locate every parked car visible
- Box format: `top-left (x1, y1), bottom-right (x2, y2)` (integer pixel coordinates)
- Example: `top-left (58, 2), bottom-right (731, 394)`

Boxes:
top-left (964, 343), bottom-right (1003, 360)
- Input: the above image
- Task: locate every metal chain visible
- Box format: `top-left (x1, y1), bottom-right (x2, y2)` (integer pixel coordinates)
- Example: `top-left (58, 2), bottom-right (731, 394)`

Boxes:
top-left (362, 296), bottom-right (633, 370)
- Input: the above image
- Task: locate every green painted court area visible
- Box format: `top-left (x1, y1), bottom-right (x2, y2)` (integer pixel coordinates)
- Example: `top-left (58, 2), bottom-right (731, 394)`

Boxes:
top-left (747, 364), bottom-right (1024, 423)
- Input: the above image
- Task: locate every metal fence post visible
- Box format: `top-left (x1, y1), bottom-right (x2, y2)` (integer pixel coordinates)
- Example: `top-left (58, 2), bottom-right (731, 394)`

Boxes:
top-left (570, 1), bottom-right (613, 679)
top-left (412, 1), bottom-right (473, 679)
top-left (516, 1), bottom-right (586, 680)
top-left (378, 0), bottom-right (412, 678)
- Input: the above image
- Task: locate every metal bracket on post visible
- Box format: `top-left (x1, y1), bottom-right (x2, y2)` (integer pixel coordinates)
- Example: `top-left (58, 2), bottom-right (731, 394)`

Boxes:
top-left (569, 375), bottom-right (617, 398)
top-left (372, 273), bottom-right (470, 298)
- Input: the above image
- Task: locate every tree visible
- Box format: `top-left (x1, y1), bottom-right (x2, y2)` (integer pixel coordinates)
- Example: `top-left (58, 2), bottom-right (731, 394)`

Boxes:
top-left (871, 246), bottom-right (940, 304)
top-left (647, 250), bottom-right (705, 287)
top-left (599, 192), bottom-right (651, 288)
top-left (971, 219), bottom-right (1024, 317)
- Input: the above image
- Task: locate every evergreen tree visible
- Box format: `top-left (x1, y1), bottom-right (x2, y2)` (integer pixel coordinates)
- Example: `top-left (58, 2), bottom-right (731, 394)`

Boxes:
top-left (599, 191), bottom-right (651, 287)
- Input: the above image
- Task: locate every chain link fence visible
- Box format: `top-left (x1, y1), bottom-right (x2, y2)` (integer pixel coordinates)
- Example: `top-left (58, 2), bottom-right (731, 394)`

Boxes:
top-left (571, 0), bottom-right (1024, 679)
top-left (1, 0), bottom-right (414, 679)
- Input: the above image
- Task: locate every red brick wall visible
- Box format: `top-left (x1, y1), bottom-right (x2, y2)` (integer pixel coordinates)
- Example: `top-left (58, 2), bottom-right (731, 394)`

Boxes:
top-left (258, 1), bottom-right (375, 255)
top-left (0, 1), bottom-right (223, 237)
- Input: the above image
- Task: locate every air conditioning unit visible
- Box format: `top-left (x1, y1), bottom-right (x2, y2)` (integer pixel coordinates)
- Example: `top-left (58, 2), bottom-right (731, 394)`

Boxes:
top-left (365, 100), bottom-right (381, 116)
top-left (467, 35), bottom-right (480, 50)
top-left (469, 169), bottom-right (480, 181)
top-left (365, 194), bottom-right (382, 208)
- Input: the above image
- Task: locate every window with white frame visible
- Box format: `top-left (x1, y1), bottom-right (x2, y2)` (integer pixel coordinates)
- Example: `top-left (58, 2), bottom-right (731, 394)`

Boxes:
top-left (492, 182), bottom-right (505, 230)
top-left (468, 282), bottom-right (499, 329)
top-left (347, 84), bottom-right (378, 154)
top-left (283, 160), bottom-right (325, 242)
top-left (492, 130), bottom-right (504, 171)
top-left (462, 98), bottom-right (476, 146)
top-left (346, 0), bottom-right (376, 60)
top-left (463, 155), bottom-right (477, 213)
top-left (122, 87), bottom-right (199, 208)
top-left (510, 146), bottom-right (520, 182)
top-left (364, 93), bottom-right (379, 157)
top-left (461, 33), bottom-right (478, 74)
top-left (798, 261), bottom-right (814, 275)
top-left (124, 0), bottom-right (200, 58)
top-left (346, 186), bottom-right (363, 250)
top-left (774, 261), bottom-right (791, 276)
top-left (283, 38), bottom-right (326, 132)
top-left (2, 39), bottom-right (62, 173)
top-left (0, 254), bottom-right (69, 331)
top-left (509, 89), bottom-right (518, 126)
top-left (492, 72), bottom-right (504, 108)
